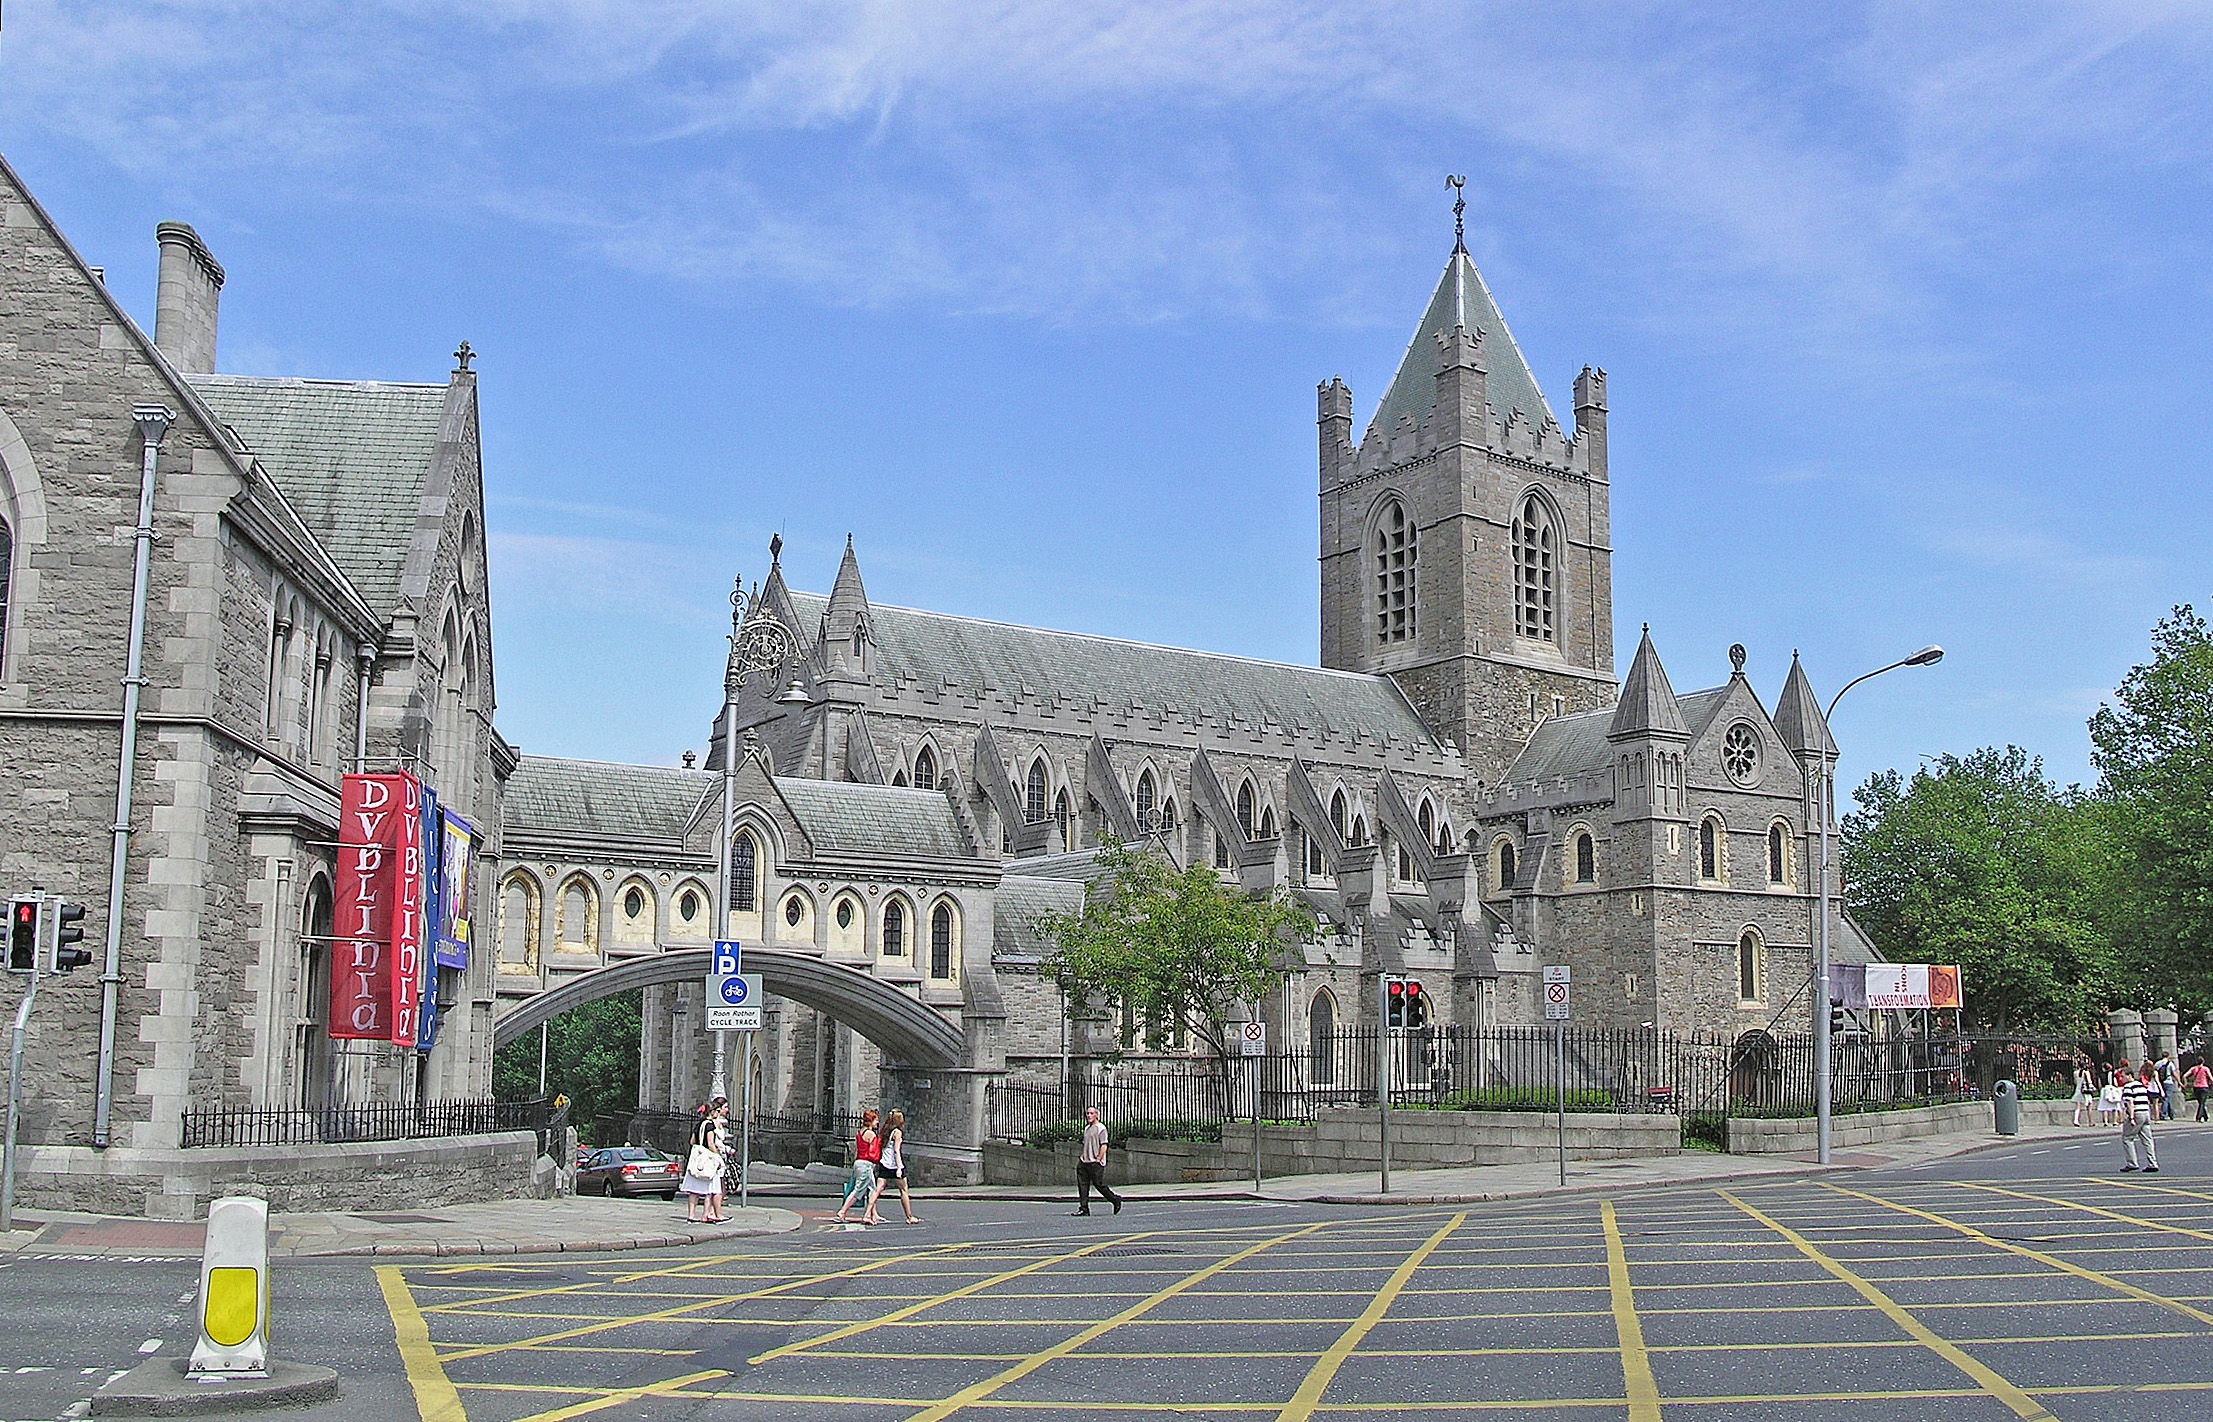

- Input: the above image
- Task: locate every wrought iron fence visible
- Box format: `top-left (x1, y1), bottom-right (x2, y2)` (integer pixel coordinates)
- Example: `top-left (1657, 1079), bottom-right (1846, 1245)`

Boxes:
top-left (986, 1026), bottom-right (2115, 1140)
top-left (180, 1095), bottom-right (553, 1148)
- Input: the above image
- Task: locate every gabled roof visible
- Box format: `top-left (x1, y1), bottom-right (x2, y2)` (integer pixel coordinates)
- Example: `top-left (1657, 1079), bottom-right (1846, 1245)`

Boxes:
top-left (993, 875), bottom-right (1085, 961)
top-left (772, 777), bottom-right (972, 861)
top-left (1366, 245), bottom-right (1557, 448)
top-left (187, 373), bottom-right (450, 616)
top-left (505, 756), bottom-right (716, 847)
top-left (785, 592), bottom-right (1446, 754)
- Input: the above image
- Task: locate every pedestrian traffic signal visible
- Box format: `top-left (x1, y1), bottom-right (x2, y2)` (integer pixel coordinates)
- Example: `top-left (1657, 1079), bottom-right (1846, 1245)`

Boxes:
top-left (8, 897), bottom-right (41, 974)
top-left (48, 901), bottom-right (90, 972)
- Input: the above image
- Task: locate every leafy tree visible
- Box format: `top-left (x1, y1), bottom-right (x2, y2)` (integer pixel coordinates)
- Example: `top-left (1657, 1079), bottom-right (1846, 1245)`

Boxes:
top-left (493, 989), bottom-right (642, 1142)
top-left (1037, 836), bottom-right (1316, 1068)
top-left (1843, 747), bottom-right (2113, 1030)
top-left (2091, 605), bottom-right (2213, 1010)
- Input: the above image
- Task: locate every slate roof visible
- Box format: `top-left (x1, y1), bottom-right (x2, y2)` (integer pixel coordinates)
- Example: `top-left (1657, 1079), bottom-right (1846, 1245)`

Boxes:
top-left (771, 777), bottom-right (972, 861)
top-left (1677, 688), bottom-right (1730, 741)
top-left (1505, 706), bottom-right (1615, 785)
top-left (505, 756), bottom-right (716, 847)
top-left (786, 593), bottom-right (1445, 753)
top-left (188, 374), bottom-right (450, 616)
top-left (993, 875), bottom-right (1085, 961)
top-left (1366, 246), bottom-right (1557, 447)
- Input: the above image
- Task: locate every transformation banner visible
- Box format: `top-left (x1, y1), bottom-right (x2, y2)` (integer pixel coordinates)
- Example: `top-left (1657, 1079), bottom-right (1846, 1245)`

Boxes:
top-left (1862, 962), bottom-right (1963, 1011)
top-left (330, 771), bottom-right (426, 1046)
top-left (434, 809), bottom-right (475, 971)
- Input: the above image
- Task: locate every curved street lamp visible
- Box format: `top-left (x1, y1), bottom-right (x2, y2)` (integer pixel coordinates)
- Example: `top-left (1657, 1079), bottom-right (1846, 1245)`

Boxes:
top-left (1815, 644), bottom-right (1943, 1164)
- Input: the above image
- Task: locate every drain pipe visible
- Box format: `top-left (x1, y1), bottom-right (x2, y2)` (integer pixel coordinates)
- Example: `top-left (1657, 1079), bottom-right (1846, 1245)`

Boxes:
top-left (92, 405), bottom-right (176, 1149)
top-left (353, 643), bottom-right (375, 772)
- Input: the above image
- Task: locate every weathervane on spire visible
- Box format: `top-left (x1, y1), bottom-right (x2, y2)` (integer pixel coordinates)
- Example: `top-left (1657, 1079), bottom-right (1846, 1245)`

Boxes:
top-left (1446, 174), bottom-right (1467, 251)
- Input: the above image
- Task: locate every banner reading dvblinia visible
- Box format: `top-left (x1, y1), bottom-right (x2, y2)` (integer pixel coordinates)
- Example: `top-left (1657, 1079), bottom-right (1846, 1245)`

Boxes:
top-left (330, 771), bottom-right (426, 1045)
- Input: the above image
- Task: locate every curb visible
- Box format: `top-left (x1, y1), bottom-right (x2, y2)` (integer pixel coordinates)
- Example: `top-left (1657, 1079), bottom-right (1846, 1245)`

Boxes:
top-left (296, 1210), bottom-right (806, 1258)
top-left (91, 1358), bottom-right (339, 1416)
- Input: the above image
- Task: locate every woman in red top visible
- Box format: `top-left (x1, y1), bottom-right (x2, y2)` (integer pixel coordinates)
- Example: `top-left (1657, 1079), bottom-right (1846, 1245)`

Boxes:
top-left (834, 1110), bottom-right (881, 1224)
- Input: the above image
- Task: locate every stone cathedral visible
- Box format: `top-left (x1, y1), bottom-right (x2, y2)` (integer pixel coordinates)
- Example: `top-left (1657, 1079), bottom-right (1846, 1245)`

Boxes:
top-left (497, 227), bottom-right (1876, 1129)
top-left (0, 142), bottom-right (1875, 1198)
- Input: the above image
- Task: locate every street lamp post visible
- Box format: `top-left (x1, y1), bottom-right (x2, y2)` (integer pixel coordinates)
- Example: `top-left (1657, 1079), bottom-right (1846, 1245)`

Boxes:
top-left (1814, 644), bottom-right (1943, 1165)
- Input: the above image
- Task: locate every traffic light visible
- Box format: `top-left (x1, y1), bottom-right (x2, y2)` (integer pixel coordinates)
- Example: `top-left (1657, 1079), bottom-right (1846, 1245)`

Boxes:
top-left (8, 897), bottom-right (41, 973)
top-left (1829, 997), bottom-right (1847, 1037)
top-left (1385, 975), bottom-right (1425, 1029)
top-left (48, 901), bottom-right (90, 972)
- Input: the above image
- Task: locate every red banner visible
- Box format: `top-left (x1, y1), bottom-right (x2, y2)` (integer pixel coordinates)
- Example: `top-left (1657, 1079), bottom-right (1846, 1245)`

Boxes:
top-left (331, 771), bottom-right (425, 1046)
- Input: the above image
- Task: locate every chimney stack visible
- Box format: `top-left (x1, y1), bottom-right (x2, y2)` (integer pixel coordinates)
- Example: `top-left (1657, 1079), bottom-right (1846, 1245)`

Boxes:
top-left (153, 222), bottom-right (223, 375)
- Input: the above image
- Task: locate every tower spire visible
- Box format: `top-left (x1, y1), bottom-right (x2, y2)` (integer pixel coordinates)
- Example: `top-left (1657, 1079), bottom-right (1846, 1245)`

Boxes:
top-left (1446, 173), bottom-right (1467, 252)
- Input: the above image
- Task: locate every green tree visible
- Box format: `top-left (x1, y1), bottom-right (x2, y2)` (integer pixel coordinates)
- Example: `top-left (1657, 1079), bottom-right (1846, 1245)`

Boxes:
top-left (1037, 837), bottom-right (1315, 1068)
top-left (2091, 605), bottom-right (2213, 1010)
top-left (1843, 746), bottom-right (2113, 1030)
top-left (493, 989), bottom-right (642, 1142)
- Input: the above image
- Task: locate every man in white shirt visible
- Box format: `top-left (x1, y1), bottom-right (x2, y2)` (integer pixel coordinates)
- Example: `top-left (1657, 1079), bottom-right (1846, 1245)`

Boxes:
top-left (2120, 1068), bottom-right (2161, 1173)
top-left (1073, 1106), bottom-right (1123, 1216)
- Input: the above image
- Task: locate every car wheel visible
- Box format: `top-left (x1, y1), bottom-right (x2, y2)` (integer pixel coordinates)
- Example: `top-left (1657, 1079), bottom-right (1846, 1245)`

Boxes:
top-left (661, 1191), bottom-right (677, 1201)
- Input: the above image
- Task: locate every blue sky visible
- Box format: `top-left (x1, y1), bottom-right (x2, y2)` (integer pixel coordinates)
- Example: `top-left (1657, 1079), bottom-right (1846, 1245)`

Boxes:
top-left (3, 2), bottom-right (2205, 794)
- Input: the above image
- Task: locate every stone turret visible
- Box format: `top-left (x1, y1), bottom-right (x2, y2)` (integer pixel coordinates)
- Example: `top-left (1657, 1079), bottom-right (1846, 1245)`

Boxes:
top-left (821, 534), bottom-right (872, 680)
top-left (1608, 627), bottom-right (1688, 827)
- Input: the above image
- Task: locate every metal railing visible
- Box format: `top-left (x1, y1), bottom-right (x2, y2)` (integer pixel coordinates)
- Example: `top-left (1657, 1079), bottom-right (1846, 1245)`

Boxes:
top-left (180, 1095), bottom-right (553, 1148)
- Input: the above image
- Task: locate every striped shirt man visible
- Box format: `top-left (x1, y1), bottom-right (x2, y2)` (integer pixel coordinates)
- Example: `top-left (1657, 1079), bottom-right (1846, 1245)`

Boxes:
top-left (2120, 1074), bottom-right (2160, 1172)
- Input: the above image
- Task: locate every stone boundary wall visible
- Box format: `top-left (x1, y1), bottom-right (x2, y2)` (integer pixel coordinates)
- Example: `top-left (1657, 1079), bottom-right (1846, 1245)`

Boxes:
top-left (982, 1107), bottom-right (1679, 1187)
top-left (17, 1131), bottom-right (540, 1219)
top-left (1725, 1098), bottom-right (2077, 1154)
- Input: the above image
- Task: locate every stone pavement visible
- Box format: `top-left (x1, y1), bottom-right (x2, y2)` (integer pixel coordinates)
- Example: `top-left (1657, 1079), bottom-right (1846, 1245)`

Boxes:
top-left (0, 1114), bottom-right (2144, 1260)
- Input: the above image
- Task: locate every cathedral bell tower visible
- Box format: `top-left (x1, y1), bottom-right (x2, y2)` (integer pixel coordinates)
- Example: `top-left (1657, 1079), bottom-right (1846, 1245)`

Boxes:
top-left (1319, 191), bottom-right (1617, 783)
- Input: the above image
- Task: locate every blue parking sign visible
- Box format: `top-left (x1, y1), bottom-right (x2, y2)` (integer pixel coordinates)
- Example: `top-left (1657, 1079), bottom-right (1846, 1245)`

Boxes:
top-left (712, 939), bottom-right (743, 976)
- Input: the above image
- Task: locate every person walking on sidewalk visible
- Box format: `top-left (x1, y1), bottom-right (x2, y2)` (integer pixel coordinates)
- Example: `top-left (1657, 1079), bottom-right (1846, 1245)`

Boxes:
top-left (2186, 1058), bottom-right (2211, 1122)
top-left (834, 1109), bottom-right (881, 1225)
top-left (682, 1098), bottom-right (730, 1223)
top-left (2120, 1067), bottom-right (2161, 1173)
top-left (2157, 1052), bottom-right (2182, 1121)
top-left (2071, 1061), bottom-right (2097, 1127)
top-left (1072, 1106), bottom-right (1122, 1217)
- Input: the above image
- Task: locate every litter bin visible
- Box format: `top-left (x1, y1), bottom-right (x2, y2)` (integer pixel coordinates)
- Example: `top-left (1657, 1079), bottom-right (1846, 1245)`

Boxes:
top-left (1993, 1078), bottom-right (2019, 1135)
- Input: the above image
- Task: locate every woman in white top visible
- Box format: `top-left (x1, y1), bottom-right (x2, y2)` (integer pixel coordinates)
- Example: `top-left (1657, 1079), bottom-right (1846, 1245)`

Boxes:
top-left (2072, 1062), bottom-right (2097, 1127)
top-left (680, 1099), bottom-right (728, 1224)
top-left (2097, 1066), bottom-right (2126, 1126)
top-left (864, 1108), bottom-right (922, 1225)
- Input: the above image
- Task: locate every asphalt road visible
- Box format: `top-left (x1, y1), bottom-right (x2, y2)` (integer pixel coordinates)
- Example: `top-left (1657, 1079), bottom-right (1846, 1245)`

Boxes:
top-left (2, 1125), bottom-right (2207, 1421)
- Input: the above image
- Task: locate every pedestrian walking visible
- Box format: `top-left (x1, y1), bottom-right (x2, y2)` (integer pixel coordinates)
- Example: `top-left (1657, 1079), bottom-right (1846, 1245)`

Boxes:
top-left (2186, 1058), bottom-right (2211, 1122)
top-left (2099, 1064), bottom-right (2126, 1125)
top-left (1071, 1105), bottom-right (1122, 1217)
top-left (834, 1109), bottom-right (881, 1225)
top-left (2157, 1053), bottom-right (2182, 1121)
top-left (2071, 1061), bottom-right (2097, 1127)
top-left (2120, 1067), bottom-right (2161, 1173)
top-left (682, 1098), bottom-right (730, 1223)
top-left (864, 1109), bottom-right (921, 1224)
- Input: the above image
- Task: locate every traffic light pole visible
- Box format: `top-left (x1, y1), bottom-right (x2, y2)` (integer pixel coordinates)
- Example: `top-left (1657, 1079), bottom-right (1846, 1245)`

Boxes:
top-left (2, 950), bottom-right (40, 1234)
top-left (1376, 973), bottom-right (1391, 1196)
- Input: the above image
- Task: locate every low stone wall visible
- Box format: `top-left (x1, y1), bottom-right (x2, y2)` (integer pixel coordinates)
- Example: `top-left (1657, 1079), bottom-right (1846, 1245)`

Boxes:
top-left (1726, 1098), bottom-right (2075, 1154)
top-left (16, 1131), bottom-right (540, 1220)
top-left (982, 1107), bottom-right (1680, 1187)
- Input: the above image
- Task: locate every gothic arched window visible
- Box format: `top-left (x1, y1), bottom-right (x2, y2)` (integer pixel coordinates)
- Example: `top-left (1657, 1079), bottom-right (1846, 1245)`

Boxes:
top-left (1374, 499), bottom-right (1416, 644)
top-left (1575, 831), bottom-right (1596, 884)
top-left (1700, 816), bottom-right (1724, 882)
top-left (929, 902), bottom-right (956, 980)
top-left (1768, 822), bottom-right (1789, 886)
top-left (1309, 990), bottom-right (1336, 1084)
top-left (1738, 928), bottom-right (1764, 1003)
top-left (1512, 493), bottom-right (1557, 643)
top-left (1496, 839), bottom-right (1517, 892)
top-left (1330, 790), bottom-right (1349, 843)
top-left (882, 899), bottom-right (907, 957)
top-left (1055, 789), bottom-right (1072, 848)
top-left (1258, 807), bottom-right (1276, 840)
top-left (731, 831), bottom-right (758, 912)
top-left (1236, 780), bottom-right (1256, 838)
top-left (914, 745), bottom-right (937, 790)
top-left (1025, 759), bottom-right (1049, 824)
top-left (1135, 770), bottom-right (1157, 831)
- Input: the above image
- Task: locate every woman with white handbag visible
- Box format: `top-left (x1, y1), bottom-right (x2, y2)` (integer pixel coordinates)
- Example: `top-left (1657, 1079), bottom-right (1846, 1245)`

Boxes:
top-left (681, 1098), bottom-right (729, 1224)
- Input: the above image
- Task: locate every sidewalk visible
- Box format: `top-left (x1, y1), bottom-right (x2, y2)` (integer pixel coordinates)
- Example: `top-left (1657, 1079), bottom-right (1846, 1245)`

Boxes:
top-left (0, 1115), bottom-right (2150, 1260)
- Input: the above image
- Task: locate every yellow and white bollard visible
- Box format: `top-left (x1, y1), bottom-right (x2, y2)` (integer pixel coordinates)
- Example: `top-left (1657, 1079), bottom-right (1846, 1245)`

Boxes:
top-left (188, 1195), bottom-right (271, 1379)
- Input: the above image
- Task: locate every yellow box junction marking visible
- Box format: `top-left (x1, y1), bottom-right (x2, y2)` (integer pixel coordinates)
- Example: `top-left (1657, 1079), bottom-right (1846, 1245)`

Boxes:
top-left (508, 1367), bottom-right (729, 1422)
top-left (1600, 1202), bottom-right (1663, 1421)
top-left (1721, 1191), bottom-right (2057, 1422)
top-left (1821, 1183), bottom-right (2213, 1329)
top-left (748, 1229), bottom-right (1166, 1364)
top-left (897, 1219), bottom-right (1336, 1422)
top-left (1277, 1213), bottom-right (1466, 1422)
top-left (1952, 1180), bottom-right (2213, 1243)
top-left (377, 1265), bottom-right (467, 1422)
